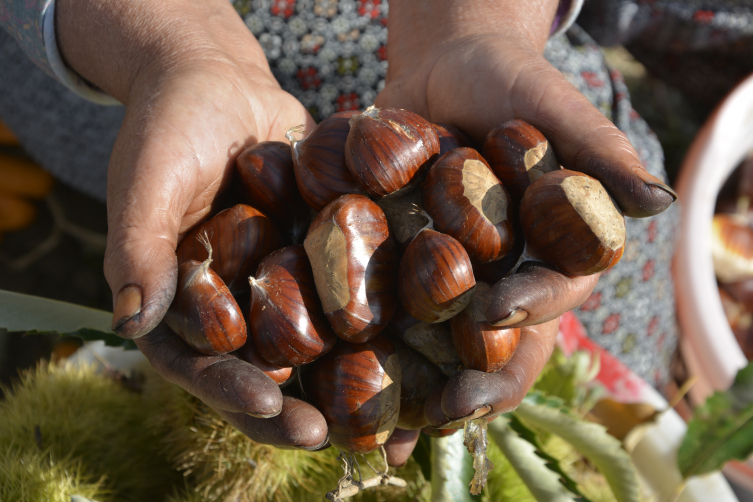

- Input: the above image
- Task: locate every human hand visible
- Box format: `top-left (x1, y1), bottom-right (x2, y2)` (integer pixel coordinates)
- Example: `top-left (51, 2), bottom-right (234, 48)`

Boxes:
top-left (375, 0), bottom-right (676, 425)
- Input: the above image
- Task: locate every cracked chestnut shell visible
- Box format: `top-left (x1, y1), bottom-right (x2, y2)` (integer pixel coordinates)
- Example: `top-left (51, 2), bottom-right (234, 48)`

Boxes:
top-left (176, 204), bottom-right (283, 293)
top-left (306, 336), bottom-right (401, 453)
top-left (398, 227), bottom-right (476, 323)
top-left (521, 170), bottom-right (626, 276)
top-left (248, 245), bottom-right (337, 367)
top-left (345, 107), bottom-right (440, 198)
top-left (165, 249), bottom-right (247, 355)
top-left (304, 194), bottom-right (399, 343)
top-left (450, 282), bottom-right (521, 373)
top-left (483, 120), bottom-right (559, 203)
top-left (290, 110), bottom-right (363, 211)
top-left (423, 147), bottom-right (514, 263)
top-left (236, 141), bottom-right (309, 243)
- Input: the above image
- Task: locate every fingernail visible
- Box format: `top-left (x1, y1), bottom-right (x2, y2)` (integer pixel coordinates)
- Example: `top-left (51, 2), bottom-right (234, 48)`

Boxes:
top-left (301, 437), bottom-right (330, 451)
top-left (634, 168), bottom-right (678, 201)
top-left (491, 309), bottom-right (528, 327)
top-left (437, 405), bottom-right (492, 429)
top-left (112, 284), bottom-right (143, 332)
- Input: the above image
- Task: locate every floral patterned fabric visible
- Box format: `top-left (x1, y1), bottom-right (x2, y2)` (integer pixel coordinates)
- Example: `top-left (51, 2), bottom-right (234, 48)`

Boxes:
top-left (0, 0), bottom-right (51, 77)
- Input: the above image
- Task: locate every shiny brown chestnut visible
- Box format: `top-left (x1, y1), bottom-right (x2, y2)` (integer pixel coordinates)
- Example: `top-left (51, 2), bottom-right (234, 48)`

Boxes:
top-left (248, 245), bottom-right (337, 367)
top-left (288, 111), bottom-right (363, 212)
top-left (450, 282), bottom-right (521, 373)
top-left (304, 194), bottom-right (399, 343)
top-left (387, 305), bottom-right (462, 377)
top-left (423, 147), bottom-right (515, 263)
top-left (234, 340), bottom-right (295, 386)
top-left (391, 337), bottom-right (446, 430)
top-left (165, 238), bottom-right (247, 355)
top-left (482, 120), bottom-right (559, 203)
top-left (176, 204), bottom-right (283, 293)
top-left (521, 169), bottom-right (626, 276)
top-left (398, 225), bottom-right (476, 324)
top-left (306, 336), bottom-right (401, 453)
top-left (236, 141), bottom-right (310, 243)
top-left (345, 106), bottom-right (440, 198)
top-left (433, 123), bottom-right (473, 156)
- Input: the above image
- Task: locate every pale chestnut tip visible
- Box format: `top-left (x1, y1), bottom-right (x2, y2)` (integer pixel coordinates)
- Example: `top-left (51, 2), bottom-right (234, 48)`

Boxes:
top-left (490, 309), bottom-right (528, 327)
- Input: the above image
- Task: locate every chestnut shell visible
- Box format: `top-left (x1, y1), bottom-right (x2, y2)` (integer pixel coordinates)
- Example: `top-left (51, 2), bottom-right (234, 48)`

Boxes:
top-left (304, 194), bottom-right (399, 343)
top-left (234, 340), bottom-right (295, 386)
top-left (306, 336), bottom-right (401, 453)
top-left (423, 147), bottom-right (515, 263)
top-left (392, 338), bottom-right (445, 430)
top-left (433, 123), bottom-right (473, 156)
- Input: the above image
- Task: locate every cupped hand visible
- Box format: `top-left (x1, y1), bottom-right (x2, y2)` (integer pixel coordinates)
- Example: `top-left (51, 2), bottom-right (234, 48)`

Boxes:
top-left (376, 0), bottom-right (675, 423)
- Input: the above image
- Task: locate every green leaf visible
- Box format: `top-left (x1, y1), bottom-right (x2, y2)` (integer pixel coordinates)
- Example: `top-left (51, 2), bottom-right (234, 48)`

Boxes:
top-left (487, 416), bottom-right (580, 502)
top-left (514, 401), bottom-right (640, 502)
top-left (0, 290), bottom-right (134, 349)
top-left (522, 391), bottom-right (567, 410)
top-left (431, 431), bottom-right (479, 502)
top-left (534, 349), bottom-right (602, 413)
top-left (678, 361), bottom-right (753, 477)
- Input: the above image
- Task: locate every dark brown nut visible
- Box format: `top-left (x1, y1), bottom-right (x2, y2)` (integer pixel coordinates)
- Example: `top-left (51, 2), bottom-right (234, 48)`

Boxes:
top-left (712, 213), bottom-right (753, 284)
top-left (482, 119), bottom-right (559, 203)
top-left (234, 340), bottom-right (295, 386)
top-left (304, 194), bottom-right (399, 343)
top-left (377, 187), bottom-right (429, 251)
top-left (236, 141), bottom-right (310, 243)
top-left (423, 147), bottom-right (515, 263)
top-left (450, 282), bottom-right (521, 373)
top-left (176, 204), bottom-right (283, 293)
top-left (248, 245), bottom-right (337, 367)
top-left (391, 337), bottom-right (446, 430)
top-left (289, 111), bottom-right (363, 212)
top-left (306, 336), bottom-right (401, 453)
top-left (521, 169), bottom-right (626, 276)
top-left (433, 123), bottom-right (473, 157)
top-left (345, 106), bottom-right (440, 198)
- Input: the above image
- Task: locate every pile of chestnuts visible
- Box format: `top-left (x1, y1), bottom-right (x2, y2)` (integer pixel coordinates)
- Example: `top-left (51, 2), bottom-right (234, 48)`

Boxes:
top-left (164, 106), bottom-right (627, 466)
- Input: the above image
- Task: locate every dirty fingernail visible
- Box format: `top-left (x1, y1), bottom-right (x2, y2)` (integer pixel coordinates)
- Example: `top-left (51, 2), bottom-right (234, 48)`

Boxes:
top-left (438, 405), bottom-right (492, 429)
top-left (633, 168), bottom-right (678, 201)
top-left (112, 284), bottom-right (143, 332)
top-left (490, 309), bottom-right (528, 327)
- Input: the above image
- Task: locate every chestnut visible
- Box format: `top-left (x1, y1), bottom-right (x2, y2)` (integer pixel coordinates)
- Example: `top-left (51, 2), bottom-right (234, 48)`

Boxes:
top-left (433, 123), bottom-right (473, 156)
top-left (165, 237), bottom-right (247, 355)
top-left (712, 213), bottom-right (753, 284)
top-left (248, 245), bottom-right (337, 367)
top-left (719, 286), bottom-right (753, 360)
top-left (377, 187), bottom-right (429, 251)
top-left (234, 340), bottom-right (295, 386)
top-left (288, 111), bottom-right (363, 212)
top-left (391, 337), bottom-right (446, 430)
top-left (520, 169), bottom-right (626, 276)
top-left (236, 141), bottom-right (310, 243)
top-left (306, 336), bottom-right (401, 453)
top-left (398, 226), bottom-right (476, 323)
top-left (423, 147), bottom-right (515, 263)
top-left (176, 204), bottom-right (283, 293)
top-left (450, 282), bottom-right (521, 373)
top-left (304, 194), bottom-right (399, 343)
top-left (482, 120), bottom-right (559, 203)
top-left (345, 106), bottom-right (440, 198)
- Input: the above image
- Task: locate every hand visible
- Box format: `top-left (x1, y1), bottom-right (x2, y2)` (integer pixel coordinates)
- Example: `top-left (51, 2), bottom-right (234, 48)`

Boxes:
top-left (375, 0), bottom-right (676, 424)
top-left (56, 0), bottom-right (322, 449)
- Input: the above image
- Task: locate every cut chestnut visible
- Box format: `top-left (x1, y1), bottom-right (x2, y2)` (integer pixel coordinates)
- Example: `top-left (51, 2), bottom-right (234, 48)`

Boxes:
top-left (304, 194), bottom-right (399, 343)
top-left (398, 227), bottom-right (476, 323)
top-left (483, 120), bottom-right (559, 203)
top-left (165, 237), bottom-right (247, 355)
top-left (288, 111), bottom-right (363, 212)
top-left (345, 106), bottom-right (440, 198)
top-left (423, 147), bottom-right (515, 263)
top-left (391, 337), bottom-right (446, 430)
top-left (234, 340), bottom-right (294, 386)
top-left (248, 245), bottom-right (337, 367)
top-left (712, 213), bottom-right (753, 284)
top-left (176, 204), bottom-right (283, 293)
top-left (450, 282), bottom-right (521, 373)
top-left (236, 141), bottom-right (309, 243)
top-left (521, 169), bottom-right (626, 276)
top-left (306, 336), bottom-right (401, 453)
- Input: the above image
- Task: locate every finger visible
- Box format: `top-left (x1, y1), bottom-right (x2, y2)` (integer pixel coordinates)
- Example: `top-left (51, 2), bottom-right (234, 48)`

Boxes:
top-left (485, 262), bottom-right (598, 327)
top-left (384, 428), bottom-right (421, 467)
top-left (425, 318), bottom-right (559, 427)
top-left (214, 396), bottom-right (328, 450)
top-left (135, 322), bottom-right (283, 417)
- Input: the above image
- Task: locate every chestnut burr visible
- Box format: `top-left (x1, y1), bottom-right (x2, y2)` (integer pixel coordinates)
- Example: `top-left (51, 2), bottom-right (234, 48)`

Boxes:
top-left (423, 147), bottom-right (515, 263)
top-left (165, 237), bottom-right (247, 355)
top-left (483, 120), bottom-right (559, 203)
top-left (450, 282), bottom-right (521, 373)
top-left (306, 336), bottom-right (401, 454)
top-left (236, 141), bottom-right (309, 243)
top-left (521, 169), bottom-right (626, 276)
top-left (176, 204), bottom-right (283, 293)
top-left (398, 226), bottom-right (476, 324)
top-left (288, 111), bottom-right (363, 212)
top-left (345, 106), bottom-right (440, 198)
top-left (304, 194), bottom-right (399, 343)
top-left (248, 245), bottom-right (337, 367)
